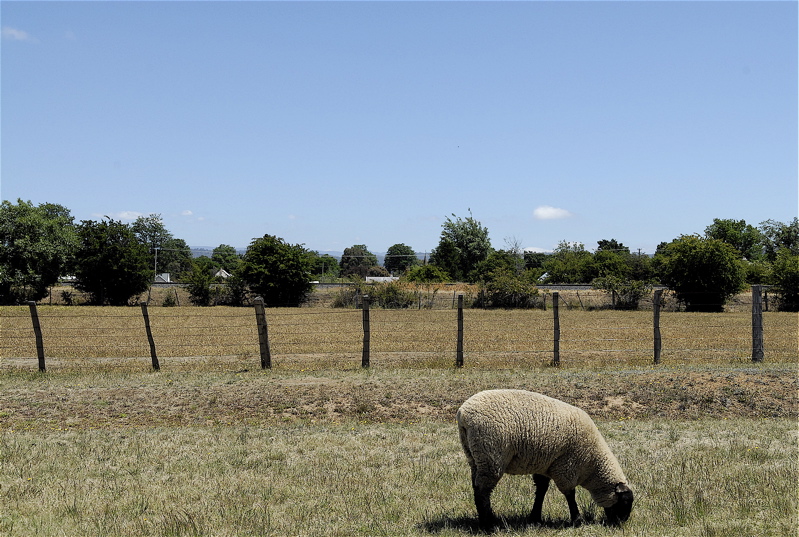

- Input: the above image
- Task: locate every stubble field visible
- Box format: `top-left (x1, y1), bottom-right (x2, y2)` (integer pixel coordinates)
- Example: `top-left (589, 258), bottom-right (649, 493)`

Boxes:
top-left (0, 305), bottom-right (797, 536)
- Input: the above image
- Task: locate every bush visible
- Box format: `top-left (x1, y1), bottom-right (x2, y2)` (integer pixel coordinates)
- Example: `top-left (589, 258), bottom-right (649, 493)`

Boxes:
top-left (591, 276), bottom-right (654, 310)
top-left (185, 265), bottom-right (214, 306)
top-left (239, 235), bottom-right (313, 307)
top-left (403, 265), bottom-right (450, 283)
top-left (655, 235), bottom-right (746, 312)
top-left (770, 248), bottom-right (799, 311)
top-left (476, 269), bottom-right (540, 309)
top-left (369, 281), bottom-right (417, 309)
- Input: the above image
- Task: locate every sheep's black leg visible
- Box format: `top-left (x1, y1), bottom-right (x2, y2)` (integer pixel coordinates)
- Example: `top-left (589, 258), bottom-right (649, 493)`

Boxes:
top-left (563, 489), bottom-right (581, 526)
top-left (472, 468), bottom-right (500, 531)
top-left (528, 474), bottom-right (550, 525)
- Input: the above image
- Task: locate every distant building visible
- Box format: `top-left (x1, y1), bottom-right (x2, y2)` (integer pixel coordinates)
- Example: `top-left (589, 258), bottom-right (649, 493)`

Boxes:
top-left (155, 273), bottom-right (171, 283)
top-left (214, 268), bottom-right (232, 279)
top-left (365, 276), bottom-right (399, 283)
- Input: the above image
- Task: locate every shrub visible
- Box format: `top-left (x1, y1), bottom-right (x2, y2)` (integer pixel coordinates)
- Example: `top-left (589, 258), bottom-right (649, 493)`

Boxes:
top-left (239, 235), bottom-right (313, 307)
top-left (770, 248), bottom-right (799, 311)
top-left (591, 276), bottom-right (654, 310)
top-left (655, 235), bottom-right (746, 312)
top-left (369, 281), bottom-right (417, 309)
top-left (476, 269), bottom-right (540, 309)
top-left (403, 265), bottom-right (450, 283)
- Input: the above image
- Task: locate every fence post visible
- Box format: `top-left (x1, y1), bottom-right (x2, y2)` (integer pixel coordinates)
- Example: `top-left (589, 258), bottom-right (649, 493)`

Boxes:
top-left (140, 302), bottom-right (160, 371)
top-left (751, 285), bottom-right (764, 363)
top-left (552, 292), bottom-right (560, 366)
top-left (27, 301), bottom-right (46, 372)
top-left (253, 297), bottom-right (272, 369)
top-left (362, 295), bottom-right (370, 368)
top-left (456, 295), bottom-right (464, 367)
top-left (653, 289), bottom-right (663, 365)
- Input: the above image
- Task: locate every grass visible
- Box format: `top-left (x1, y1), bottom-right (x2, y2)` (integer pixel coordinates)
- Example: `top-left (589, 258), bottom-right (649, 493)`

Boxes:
top-left (1, 304), bottom-right (796, 535)
top-left (2, 306), bottom-right (796, 367)
top-left (1, 416), bottom-right (795, 536)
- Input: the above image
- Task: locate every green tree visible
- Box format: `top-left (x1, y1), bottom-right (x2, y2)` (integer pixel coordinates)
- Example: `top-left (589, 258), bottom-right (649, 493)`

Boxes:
top-left (591, 276), bottom-right (653, 310)
top-left (73, 219), bottom-right (151, 305)
top-left (402, 264), bottom-right (451, 283)
top-left (211, 244), bottom-right (241, 273)
top-left (0, 199), bottom-right (78, 304)
top-left (429, 212), bottom-right (492, 282)
top-left (384, 243), bottom-right (419, 275)
top-left (759, 218), bottom-right (799, 261)
top-left (477, 268), bottom-right (540, 309)
top-left (542, 242), bottom-right (595, 283)
top-left (704, 219), bottom-right (764, 261)
top-left (131, 214), bottom-right (192, 278)
top-left (655, 235), bottom-right (746, 312)
top-left (339, 244), bottom-right (379, 278)
top-left (238, 235), bottom-right (313, 306)
top-left (184, 263), bottom-right (214, 306)
top-left (770, 248), bottom-right (799, 311)
top-left (308, 252), bottom-right (341, 280)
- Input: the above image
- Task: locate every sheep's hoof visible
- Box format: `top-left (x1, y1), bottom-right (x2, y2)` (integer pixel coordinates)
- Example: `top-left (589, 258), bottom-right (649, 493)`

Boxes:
top-left (478, 516), bottom-right (499, 533)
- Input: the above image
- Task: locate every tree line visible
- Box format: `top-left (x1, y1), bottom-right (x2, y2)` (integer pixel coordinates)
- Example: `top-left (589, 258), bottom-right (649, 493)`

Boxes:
top-left (1, 199), bottom-right (797, 311)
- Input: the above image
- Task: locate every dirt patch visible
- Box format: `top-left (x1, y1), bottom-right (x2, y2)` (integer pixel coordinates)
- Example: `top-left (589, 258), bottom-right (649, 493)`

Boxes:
top-left (0, 364), bottom-right (795, 431)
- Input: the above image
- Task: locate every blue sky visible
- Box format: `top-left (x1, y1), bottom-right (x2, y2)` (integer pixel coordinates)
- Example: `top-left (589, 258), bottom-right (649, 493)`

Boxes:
top-left (2, 1), bottom-right (797, 255)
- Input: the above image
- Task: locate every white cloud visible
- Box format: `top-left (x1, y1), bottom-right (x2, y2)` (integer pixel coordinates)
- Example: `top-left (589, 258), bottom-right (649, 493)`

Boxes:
top-left (524, 246), bottom-right (552, 253)
top-left (533, 205), bottom-right (573, 220)
top-left (2, 26), bottom-right (33, 41)
top-left (181, 210), bottom-right (193, 216)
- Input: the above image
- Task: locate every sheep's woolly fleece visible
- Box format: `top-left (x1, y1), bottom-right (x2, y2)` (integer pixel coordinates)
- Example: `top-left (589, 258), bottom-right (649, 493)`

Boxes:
top-left (456, 389), bottom-right (627, 507)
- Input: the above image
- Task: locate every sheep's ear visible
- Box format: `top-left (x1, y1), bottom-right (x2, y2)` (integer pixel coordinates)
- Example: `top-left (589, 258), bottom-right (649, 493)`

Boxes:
top-left (615, 483), bottom-right (631, 494)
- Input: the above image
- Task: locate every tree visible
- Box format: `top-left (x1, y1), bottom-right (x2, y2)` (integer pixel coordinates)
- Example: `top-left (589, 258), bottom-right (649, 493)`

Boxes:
top-left (238, 234), bottom-right (313, 306)
top-left (402, 264), bottom-right (450, 283)
top-left (184, 263), bottom-right (214, 306)
top-left (704, 219), bottom-right (763, 261)
top-left (0, 199), bottom-right (78, 304)
top-left (759, 218), bottom-right (799, 261)
top-left (339, 244), bottom-right (379, 278)
top-left (131, 214), bottom-right (192, 277)
top-left (211, 244), bottom-right (241, 273)
top-left (477, 268), bottom-right (540, 309)
top-left (429, 212), bottom-right (492, 282)
top-left (770, 248), bottom-right (799, 311)
top-left (384, 243), bottom-right (419, 275)
top-left (655, 235), bottom-right (746, 312)
top-left (474, 250), bottom-right (523, 281)
top-left (308, 252), bottom-right (341, 280)
top-left (73, 219), bottom-right (151, 305)
top-left (596, 239), bottom-right (630, 254)
top-left (542, 242), bottom-right (595, 283)
top-left (592, 276), bottom-right (653, 310)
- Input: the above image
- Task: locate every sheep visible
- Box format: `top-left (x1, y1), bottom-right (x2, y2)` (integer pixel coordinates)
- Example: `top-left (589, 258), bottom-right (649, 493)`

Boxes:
top-left (456, 389), bottom-right (633, 530)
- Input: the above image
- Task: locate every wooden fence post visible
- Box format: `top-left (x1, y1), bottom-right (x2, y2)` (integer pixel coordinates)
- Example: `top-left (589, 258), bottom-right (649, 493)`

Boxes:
top-left (362, 295), bottom-right (370, 368)
top-left (456, 295), bottom-right (464, 367)
top-left (751, 285), bottom-right (764, 363)
top-left (653, 289), bottom-right (663, 365)
top-left (27, 301), bottom-right (46, 372)
top-left (140, 302), bottom-right (160, 371)
top-left (552, 292), bottom-right (560, 366)
top-left (253, 297), bottom-right (272, 369)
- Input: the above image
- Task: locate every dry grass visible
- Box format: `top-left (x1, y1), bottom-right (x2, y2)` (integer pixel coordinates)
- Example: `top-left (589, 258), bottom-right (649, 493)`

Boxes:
top-left (2, 305), bottom-right (796, 371)
top-left (1, 417), bottom-right (795, 536)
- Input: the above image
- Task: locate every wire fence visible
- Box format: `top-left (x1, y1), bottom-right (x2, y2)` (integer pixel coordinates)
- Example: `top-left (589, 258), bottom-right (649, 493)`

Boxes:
top-left (2, 289), bottom-right (795, 372)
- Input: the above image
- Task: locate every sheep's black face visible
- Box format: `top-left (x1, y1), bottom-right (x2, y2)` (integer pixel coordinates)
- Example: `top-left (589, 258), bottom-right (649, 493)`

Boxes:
top-left (603, 483), bottom-right (633, 525)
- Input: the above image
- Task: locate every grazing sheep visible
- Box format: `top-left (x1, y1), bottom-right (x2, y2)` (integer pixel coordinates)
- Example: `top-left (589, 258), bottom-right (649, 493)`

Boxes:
top-left (456, 389), bottom-right (633, 530)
